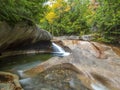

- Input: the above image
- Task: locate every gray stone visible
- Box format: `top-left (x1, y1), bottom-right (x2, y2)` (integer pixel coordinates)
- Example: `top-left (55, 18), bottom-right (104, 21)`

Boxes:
top-left (81, 34), bottom-right (94, 41)
top-left (25, 40), bottom-right (120, 90)
top-left (53, 36), bottom-right (80, 40)
top-left (0, 21), bottom-right (52, 52)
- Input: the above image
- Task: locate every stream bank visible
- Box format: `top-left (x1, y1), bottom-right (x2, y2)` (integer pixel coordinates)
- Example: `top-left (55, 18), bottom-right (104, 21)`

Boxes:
top-left (25, 37), bottom-right (120, 90)
top-left (0, 35), bottom-right (120, 90)
top-left (0, 21), bottom-right (53, 90)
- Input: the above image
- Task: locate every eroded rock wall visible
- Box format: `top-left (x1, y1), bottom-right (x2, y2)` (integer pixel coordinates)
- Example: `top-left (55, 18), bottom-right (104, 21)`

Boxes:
top-left (0, 21), bottom-right (52, 53)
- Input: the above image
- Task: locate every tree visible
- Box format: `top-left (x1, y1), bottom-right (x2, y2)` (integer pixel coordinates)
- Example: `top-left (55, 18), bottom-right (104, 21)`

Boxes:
top-left (0, 0), bottom-right (47, 25)
top-left (41, 0), bottom-right (90, 35)
top-left (40, 0), bottom-right (120, 44)
top-left (93, 0), bottom-right (120, 43)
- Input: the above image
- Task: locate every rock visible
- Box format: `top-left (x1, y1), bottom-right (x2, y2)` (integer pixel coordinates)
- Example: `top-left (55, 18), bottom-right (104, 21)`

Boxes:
top-left (1, 41), bottom-right (52, 57)
top-left (0, 72), bottom-right (23, 90)
top-left (81, 34), bottom-right (95, 41)
top-left (23, 64), bottom-right (90, 90)
top-left (0, 21), bottom-right (52, 53)
top-left (25, 39), bottom-right (120, 90)
top-left (53, 36), bottom-right (80, 40)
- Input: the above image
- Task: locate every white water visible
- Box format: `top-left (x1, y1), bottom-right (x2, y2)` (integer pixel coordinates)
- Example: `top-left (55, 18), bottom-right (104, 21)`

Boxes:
top-left (91, 83), bottom-right (109, 90)
top-left (52, 43), bottom-right (70, 56)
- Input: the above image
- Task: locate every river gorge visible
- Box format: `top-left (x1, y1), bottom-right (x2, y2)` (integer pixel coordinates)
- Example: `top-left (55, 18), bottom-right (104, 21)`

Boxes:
top-left (0, 22), bottom-right (120, 90)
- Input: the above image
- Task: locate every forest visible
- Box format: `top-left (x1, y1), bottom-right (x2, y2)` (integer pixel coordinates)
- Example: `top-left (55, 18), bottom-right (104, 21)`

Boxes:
top-left (0, 1), bottom-right (120, 90)
top-left (0, 0), bottom-right (120, 44)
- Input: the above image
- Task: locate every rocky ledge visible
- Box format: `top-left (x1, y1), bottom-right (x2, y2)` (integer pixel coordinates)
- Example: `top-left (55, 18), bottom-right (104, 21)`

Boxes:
top-left (0, 72), bottom-right (23, 90)
top-left (0, 21), bottom-right (52, 53)
top-left (25, 38), bottom-right (120, 90)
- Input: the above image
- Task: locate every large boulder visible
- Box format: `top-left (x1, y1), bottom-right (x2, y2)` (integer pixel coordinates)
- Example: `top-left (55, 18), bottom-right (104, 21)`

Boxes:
top-left (25, 38), bottom-right (120, 90)
top-left (0, 21), bottom-right (52, 53)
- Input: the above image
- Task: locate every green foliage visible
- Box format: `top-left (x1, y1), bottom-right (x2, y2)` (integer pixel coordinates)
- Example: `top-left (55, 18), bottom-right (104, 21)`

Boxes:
top-left (41, 0), bottom-right (90, 36)
top-left (94, 0), bottom-right (120, 43)
top-left (41, 0), bottom-right (120, 44)
top-left (0, 0), bottom-right (119, 44)
top-left (0, 0), bottom-right (47, 25)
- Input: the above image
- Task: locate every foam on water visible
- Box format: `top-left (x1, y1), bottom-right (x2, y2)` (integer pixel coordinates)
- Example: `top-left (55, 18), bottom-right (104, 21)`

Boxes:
top-left (52, 43), bottom-right (70, 57)
top-left (91, 83), bottom-right (109, 90)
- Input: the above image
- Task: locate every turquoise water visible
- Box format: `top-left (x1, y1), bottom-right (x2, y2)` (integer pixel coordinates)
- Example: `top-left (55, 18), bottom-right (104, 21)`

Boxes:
top-left (0, 54), bottom-right (52, 74)
top-left (0, 43), bottom-right (70, 78)
top-left (0, 43), bottom-right (72, 90)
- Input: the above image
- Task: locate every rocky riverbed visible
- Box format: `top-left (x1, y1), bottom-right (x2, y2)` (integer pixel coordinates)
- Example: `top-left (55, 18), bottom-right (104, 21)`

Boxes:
top-left (0, 36), bottom-right (120, 90)
top-left (22, 64), bottom-right (90, 90)
top-left (25, 38), bottom-right (120, 90)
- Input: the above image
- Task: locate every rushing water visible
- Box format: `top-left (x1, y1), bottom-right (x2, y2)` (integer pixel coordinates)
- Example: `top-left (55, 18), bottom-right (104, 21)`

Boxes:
top-left (52, 43), bottom-right (70, 56)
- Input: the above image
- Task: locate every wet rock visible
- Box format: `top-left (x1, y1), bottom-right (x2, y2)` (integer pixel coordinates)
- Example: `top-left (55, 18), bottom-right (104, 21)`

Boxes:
top-left (23, 64), bottom-right (90, 90)
top-left (0, 72), bottom-right (23, 90)
top-left (112, 46), bottom-right (120, 56)
top-left (0, 21), bottom-right (52, 53)
top-left (81, 34), bottom-right (95, 41)
top-left (25, 39), bottom-right (120, 90)
top-left (1, 41), bottom-right (52, 57)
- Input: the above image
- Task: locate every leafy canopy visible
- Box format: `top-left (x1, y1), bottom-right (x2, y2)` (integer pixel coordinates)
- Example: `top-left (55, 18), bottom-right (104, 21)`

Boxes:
top-left (41, 0), bottom-right (120, 43)
top-left (0, 0), bottom-right (47, 24)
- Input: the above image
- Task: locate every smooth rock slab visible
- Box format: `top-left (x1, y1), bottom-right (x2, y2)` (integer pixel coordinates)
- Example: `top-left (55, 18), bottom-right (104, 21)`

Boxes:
top-left (25, 40), bottom-right (120, 90)
top-left (22, 64), bottom-right (90, 90)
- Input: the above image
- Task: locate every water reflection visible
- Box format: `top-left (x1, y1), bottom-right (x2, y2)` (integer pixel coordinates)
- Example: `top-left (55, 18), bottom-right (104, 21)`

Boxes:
top-left (0, 54), bottom-right (52, 73)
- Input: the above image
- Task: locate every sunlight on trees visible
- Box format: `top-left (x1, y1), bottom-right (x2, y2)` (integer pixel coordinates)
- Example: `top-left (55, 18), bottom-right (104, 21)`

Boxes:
top-left (45, 12), bottom-right (57, 23)
top-left (0, 0), bottom-right (119, 43)
top-left (40, 0), bottom-right (120, 43)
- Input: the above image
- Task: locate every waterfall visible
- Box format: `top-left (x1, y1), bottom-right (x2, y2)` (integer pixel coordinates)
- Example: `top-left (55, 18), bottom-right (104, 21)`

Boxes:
top-left (52, 43), bottom-right (70, 56)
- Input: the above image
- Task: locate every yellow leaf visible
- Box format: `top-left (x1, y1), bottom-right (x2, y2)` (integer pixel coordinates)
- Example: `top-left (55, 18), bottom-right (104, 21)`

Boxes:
top-left (64, 5), bottom-right (70, 12)
top-left (45, 12), bottom-right (57, 23)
